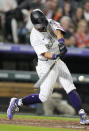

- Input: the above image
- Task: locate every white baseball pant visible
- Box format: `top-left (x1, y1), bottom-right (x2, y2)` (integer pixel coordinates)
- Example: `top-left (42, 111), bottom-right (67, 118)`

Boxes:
top-left (36, 59), bottom-right (76, 102)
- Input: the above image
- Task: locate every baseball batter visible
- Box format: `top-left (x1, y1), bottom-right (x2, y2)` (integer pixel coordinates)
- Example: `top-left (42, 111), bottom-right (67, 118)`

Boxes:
top-left (7, 9), bottom-right (89, 125)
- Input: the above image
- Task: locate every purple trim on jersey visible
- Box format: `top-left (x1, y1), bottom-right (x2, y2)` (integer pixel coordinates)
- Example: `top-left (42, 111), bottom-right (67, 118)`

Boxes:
top-left (68, 90), bottom-right (82, 112)
top-left (22, 94), bottom-right (42, 105)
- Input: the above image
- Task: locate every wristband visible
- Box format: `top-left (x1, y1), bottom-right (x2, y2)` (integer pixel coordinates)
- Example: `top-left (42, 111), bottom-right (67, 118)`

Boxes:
top-left (58, 38), bottom-right (64, 44)
top-left (52, 54), bottom-right (57, 60)
top-left (52, 54), bottom-right (60, 60)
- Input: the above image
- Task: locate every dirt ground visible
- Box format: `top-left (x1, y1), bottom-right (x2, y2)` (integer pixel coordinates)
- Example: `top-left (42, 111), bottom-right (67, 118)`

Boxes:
top-left (0, 118), bottom-right (89, 130)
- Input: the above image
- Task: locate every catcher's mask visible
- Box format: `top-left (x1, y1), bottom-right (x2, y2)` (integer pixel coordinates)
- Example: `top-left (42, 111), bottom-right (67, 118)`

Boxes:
top-left (30, 9), bottom-right (48, 32)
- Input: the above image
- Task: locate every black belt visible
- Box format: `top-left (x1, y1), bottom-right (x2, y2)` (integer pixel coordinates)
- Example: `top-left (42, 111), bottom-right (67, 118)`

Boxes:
top-left (38, 58), bottom-right (48, 61)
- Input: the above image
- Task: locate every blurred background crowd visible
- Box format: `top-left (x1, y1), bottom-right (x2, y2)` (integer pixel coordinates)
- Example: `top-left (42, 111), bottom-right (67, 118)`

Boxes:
top-left (0, 0), bottom-right (89, 48)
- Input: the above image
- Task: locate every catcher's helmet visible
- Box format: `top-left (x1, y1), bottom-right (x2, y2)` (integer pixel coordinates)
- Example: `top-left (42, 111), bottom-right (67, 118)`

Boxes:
top-left (30, 9), bottom-right (48, 30)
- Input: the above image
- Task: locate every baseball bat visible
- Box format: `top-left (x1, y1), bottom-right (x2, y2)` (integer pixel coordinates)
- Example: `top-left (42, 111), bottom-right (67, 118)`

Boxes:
top-left (34, 58), bottom-right (59, 88)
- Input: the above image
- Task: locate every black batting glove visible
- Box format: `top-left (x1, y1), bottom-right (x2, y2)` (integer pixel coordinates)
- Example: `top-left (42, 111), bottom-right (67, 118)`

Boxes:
top-left (58, 38), bottom-right (67, 56)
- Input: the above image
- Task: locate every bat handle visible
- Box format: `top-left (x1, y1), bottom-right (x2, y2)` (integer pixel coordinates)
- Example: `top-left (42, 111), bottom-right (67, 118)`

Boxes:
top-left (50, 57), bottom-right (59, 70)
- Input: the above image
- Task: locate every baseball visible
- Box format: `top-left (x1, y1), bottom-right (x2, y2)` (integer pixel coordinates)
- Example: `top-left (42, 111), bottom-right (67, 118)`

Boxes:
top-left (78, 76), bottom-right (85, 82)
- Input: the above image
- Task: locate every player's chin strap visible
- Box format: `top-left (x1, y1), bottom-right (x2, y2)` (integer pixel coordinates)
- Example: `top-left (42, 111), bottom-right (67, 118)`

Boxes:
top-left (34, 57), bottom-right (60, 88)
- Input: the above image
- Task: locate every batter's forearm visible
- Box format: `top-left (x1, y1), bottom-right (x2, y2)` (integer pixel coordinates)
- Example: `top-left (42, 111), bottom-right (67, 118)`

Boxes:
top-left (42, 52), bottom-right (53, 59)
top-left (55, 29), bottom-right (67, 56)
top-left (42, 52), bottom-right (59, 60)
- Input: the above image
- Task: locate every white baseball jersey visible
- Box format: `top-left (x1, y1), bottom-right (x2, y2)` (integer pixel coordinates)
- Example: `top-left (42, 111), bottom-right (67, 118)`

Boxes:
top-left (30, 19), bottom-right (76, 102)
top-left (30, 19), bottom-right (64, 61)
